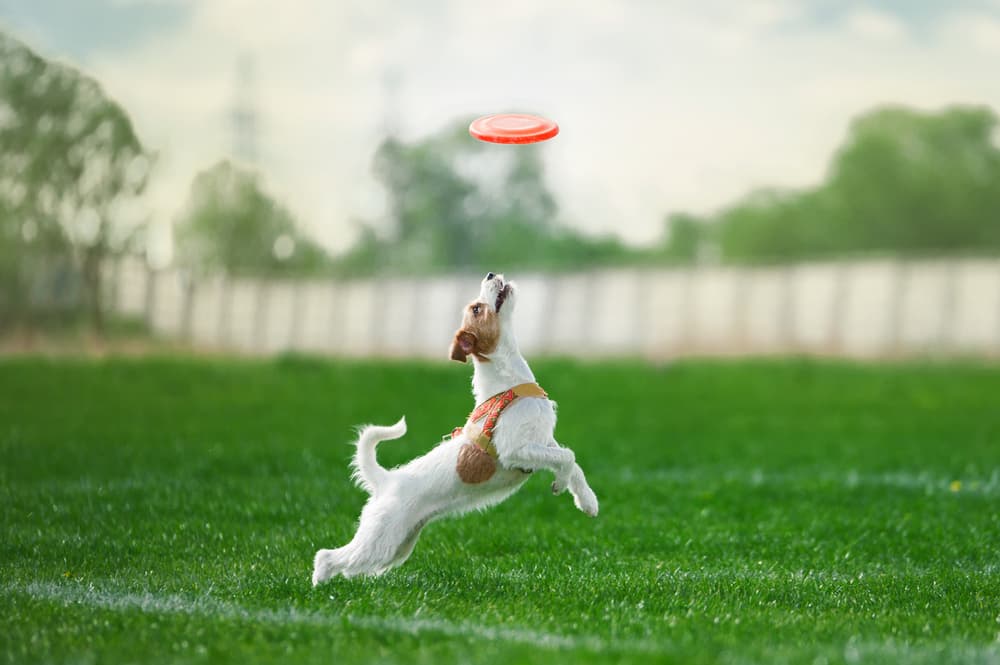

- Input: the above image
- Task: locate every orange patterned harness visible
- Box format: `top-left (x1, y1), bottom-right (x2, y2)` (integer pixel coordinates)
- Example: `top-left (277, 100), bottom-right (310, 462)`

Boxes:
top-left (450, 383), bottom-right (548, 483)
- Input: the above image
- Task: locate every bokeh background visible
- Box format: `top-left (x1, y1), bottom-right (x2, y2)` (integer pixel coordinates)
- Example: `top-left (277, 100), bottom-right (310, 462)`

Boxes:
top-left (2, 0), bottom-right (1000, 358)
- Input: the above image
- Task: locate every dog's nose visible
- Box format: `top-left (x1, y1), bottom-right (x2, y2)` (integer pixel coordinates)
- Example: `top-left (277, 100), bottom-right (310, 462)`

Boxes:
top-left (485, 272), bottom-right (495, 281)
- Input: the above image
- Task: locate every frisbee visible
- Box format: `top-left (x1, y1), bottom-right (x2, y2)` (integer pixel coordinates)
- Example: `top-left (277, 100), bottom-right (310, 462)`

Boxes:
top-left (469, 113), bottom-right (559, 144)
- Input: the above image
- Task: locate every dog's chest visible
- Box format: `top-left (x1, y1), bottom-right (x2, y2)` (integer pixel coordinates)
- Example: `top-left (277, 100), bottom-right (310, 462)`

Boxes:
top-left (453, 390), bottom-right (553, 484)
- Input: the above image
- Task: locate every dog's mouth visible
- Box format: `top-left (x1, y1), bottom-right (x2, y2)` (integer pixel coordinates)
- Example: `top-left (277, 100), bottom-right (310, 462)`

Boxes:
top-left (495, 283), bottom-right (511, 313)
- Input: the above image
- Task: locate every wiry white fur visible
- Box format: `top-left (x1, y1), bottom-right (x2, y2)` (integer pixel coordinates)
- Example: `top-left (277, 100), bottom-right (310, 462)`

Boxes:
top-left (312, 273), bottom-right (599, 585)
top-left (350, 418), bottom-right (407, 494)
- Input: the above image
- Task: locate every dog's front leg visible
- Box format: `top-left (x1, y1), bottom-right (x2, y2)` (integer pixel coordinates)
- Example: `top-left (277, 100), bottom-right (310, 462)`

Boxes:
top-left (503, 443), bottom-right (575, 481)
top-left (506, 444), bottom-right (599, 518)
top-left (542, 441), bottom-right (580, 495)
top-left (565, 463), bottom-right (599, 517)
top-left (547, 449), bottom-right (574, 495)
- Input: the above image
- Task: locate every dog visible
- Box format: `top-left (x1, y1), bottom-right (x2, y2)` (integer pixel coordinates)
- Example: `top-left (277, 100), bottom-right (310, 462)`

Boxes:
top-left (311, 272), bottom-right (599, 584)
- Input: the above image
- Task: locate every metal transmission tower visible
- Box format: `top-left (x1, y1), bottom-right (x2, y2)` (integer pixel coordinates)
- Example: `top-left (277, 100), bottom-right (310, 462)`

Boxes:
top-left (381, 68), bottom-right (401, 138)
top-left (230, 54), bottom-right (259, 164)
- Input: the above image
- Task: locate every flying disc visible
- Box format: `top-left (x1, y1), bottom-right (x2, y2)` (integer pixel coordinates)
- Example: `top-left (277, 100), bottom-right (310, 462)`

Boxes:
top-left (469, 113), bottom-right (559, 144)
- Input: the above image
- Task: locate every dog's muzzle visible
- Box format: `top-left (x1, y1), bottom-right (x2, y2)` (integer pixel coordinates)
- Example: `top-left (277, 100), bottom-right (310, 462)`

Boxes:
top-left (495, 283), bottom-right (511, 312)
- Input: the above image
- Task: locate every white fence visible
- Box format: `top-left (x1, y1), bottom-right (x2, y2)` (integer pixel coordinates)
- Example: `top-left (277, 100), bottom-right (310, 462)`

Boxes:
top-left (109, 258), bottom-right (1000, 359)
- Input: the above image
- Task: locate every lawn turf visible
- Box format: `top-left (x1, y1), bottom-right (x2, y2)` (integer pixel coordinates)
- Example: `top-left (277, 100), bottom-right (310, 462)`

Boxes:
top-left (1, 355), bottom-right (999, 664)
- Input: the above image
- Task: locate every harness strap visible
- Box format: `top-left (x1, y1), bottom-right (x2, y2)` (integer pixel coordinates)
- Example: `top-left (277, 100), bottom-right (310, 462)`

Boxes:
top-left (449, 383), bottom-right (548, 458)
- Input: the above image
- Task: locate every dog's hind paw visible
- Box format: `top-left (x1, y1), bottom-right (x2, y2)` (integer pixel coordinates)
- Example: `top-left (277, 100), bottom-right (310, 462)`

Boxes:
top-left (312, 549), bottom-right (337, 587)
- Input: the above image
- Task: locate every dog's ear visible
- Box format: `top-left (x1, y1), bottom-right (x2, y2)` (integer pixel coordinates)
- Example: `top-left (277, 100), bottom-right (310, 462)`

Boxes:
top-left (449, 330), bottom-right (477, 363)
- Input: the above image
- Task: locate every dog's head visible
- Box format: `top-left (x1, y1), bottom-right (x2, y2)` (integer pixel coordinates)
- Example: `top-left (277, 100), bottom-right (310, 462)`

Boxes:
top-left (449, 272), bottom-right (518, 363)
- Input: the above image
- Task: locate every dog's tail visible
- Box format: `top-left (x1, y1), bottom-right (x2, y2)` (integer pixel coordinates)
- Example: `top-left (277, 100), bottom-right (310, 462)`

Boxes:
top-left (350, 417), bottom-right (406, 494)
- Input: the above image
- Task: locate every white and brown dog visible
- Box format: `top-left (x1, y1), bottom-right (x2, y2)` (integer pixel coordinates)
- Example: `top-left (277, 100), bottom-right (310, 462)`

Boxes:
top-left (312, 272), bottom-right (598, 584)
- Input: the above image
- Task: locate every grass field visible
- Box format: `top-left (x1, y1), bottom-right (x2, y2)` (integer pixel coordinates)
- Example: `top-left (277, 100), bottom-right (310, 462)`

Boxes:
top-left (2, 355), bottom-right (999, 664)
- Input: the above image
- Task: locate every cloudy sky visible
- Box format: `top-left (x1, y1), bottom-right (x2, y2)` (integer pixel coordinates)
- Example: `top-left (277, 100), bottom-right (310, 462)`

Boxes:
top-left (2, 0), bottom-right (1000, 261)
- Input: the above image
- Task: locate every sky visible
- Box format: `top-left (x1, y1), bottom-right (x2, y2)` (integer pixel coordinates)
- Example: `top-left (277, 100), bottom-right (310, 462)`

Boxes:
top-left (2, 0), bottom-right (1000, 263)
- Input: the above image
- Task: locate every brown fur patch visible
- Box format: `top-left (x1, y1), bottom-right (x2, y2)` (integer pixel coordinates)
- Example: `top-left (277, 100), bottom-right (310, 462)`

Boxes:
top-left (455, 442), bottom-right (496, 483)
top-left (449, 300), bottom-right (500, 363)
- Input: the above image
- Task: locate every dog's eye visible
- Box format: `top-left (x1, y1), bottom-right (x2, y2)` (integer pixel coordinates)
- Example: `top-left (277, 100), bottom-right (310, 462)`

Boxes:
top-left (472, 305), bottom-right (481, 315)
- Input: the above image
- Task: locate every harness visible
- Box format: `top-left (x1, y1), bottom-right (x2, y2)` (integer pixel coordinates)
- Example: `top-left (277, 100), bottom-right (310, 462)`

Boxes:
top-left (450, 383), bottom-right (548, 483)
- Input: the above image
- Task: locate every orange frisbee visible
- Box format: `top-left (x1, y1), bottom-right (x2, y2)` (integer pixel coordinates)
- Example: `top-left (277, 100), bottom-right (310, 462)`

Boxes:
top-left (469, 113), bottom-right (559, 144)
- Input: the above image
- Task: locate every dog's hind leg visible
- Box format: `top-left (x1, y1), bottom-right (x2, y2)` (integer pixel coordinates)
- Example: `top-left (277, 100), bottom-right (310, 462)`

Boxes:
top-left (314, 527), bottom-right (399, 582)
top-left (387, 515), bottom-right (431, 569)
top-left (333, 504), bottom-right (429, 578)
top-left (312, 500), bottom-right (406, 584)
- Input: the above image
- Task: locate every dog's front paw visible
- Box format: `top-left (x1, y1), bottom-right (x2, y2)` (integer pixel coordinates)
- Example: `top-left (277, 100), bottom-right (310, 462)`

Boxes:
top-left (572, 486), bottom-right (599, 517)
top-left (551, 477), bottom-right (569, 495)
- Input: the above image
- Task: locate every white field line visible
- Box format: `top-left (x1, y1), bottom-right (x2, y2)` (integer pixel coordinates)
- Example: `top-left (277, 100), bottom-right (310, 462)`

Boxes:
top-left (490, 565), bottom-right (1000, 585)
top-left (617, 467), bottom-right (1000, 495)
top-left (5, 580), bottom-right (660, 655)
top-left (7, 581), bottom-right (1000, 663)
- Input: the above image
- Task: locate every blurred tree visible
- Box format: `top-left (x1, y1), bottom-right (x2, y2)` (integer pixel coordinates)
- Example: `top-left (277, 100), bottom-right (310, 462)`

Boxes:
top-left (715, 189), bottom-right (821, 261)
top-left (175, 160), bottom-right (330, 277)
top-left (0, 30), bottom-right (151, 333)
top-left (660, 212), bottom-right (708, 262)
top-left (824, 105), bottom-right (1000, 253)
top-left (371, 130), bottom-right (479, 272)
top-left (689, 105), bottom-right (1000, 263)
top-left (337, 119), bottom-right (631, 275)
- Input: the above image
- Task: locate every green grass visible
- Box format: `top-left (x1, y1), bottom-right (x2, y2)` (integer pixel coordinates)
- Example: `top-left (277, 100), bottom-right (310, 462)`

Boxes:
top-left (2, 355), bottom-right (999, 664)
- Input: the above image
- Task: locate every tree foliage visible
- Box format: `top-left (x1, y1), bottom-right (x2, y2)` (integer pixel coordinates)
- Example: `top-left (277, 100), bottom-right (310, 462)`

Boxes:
top-left (334, 120), bottom-right (631, 276)
top-left (0, 30), bottom-right (150, 331)
top-left (175, 160), bottom-right (330, 277)
top-left (661, 105), bottom-right (1000, 263)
